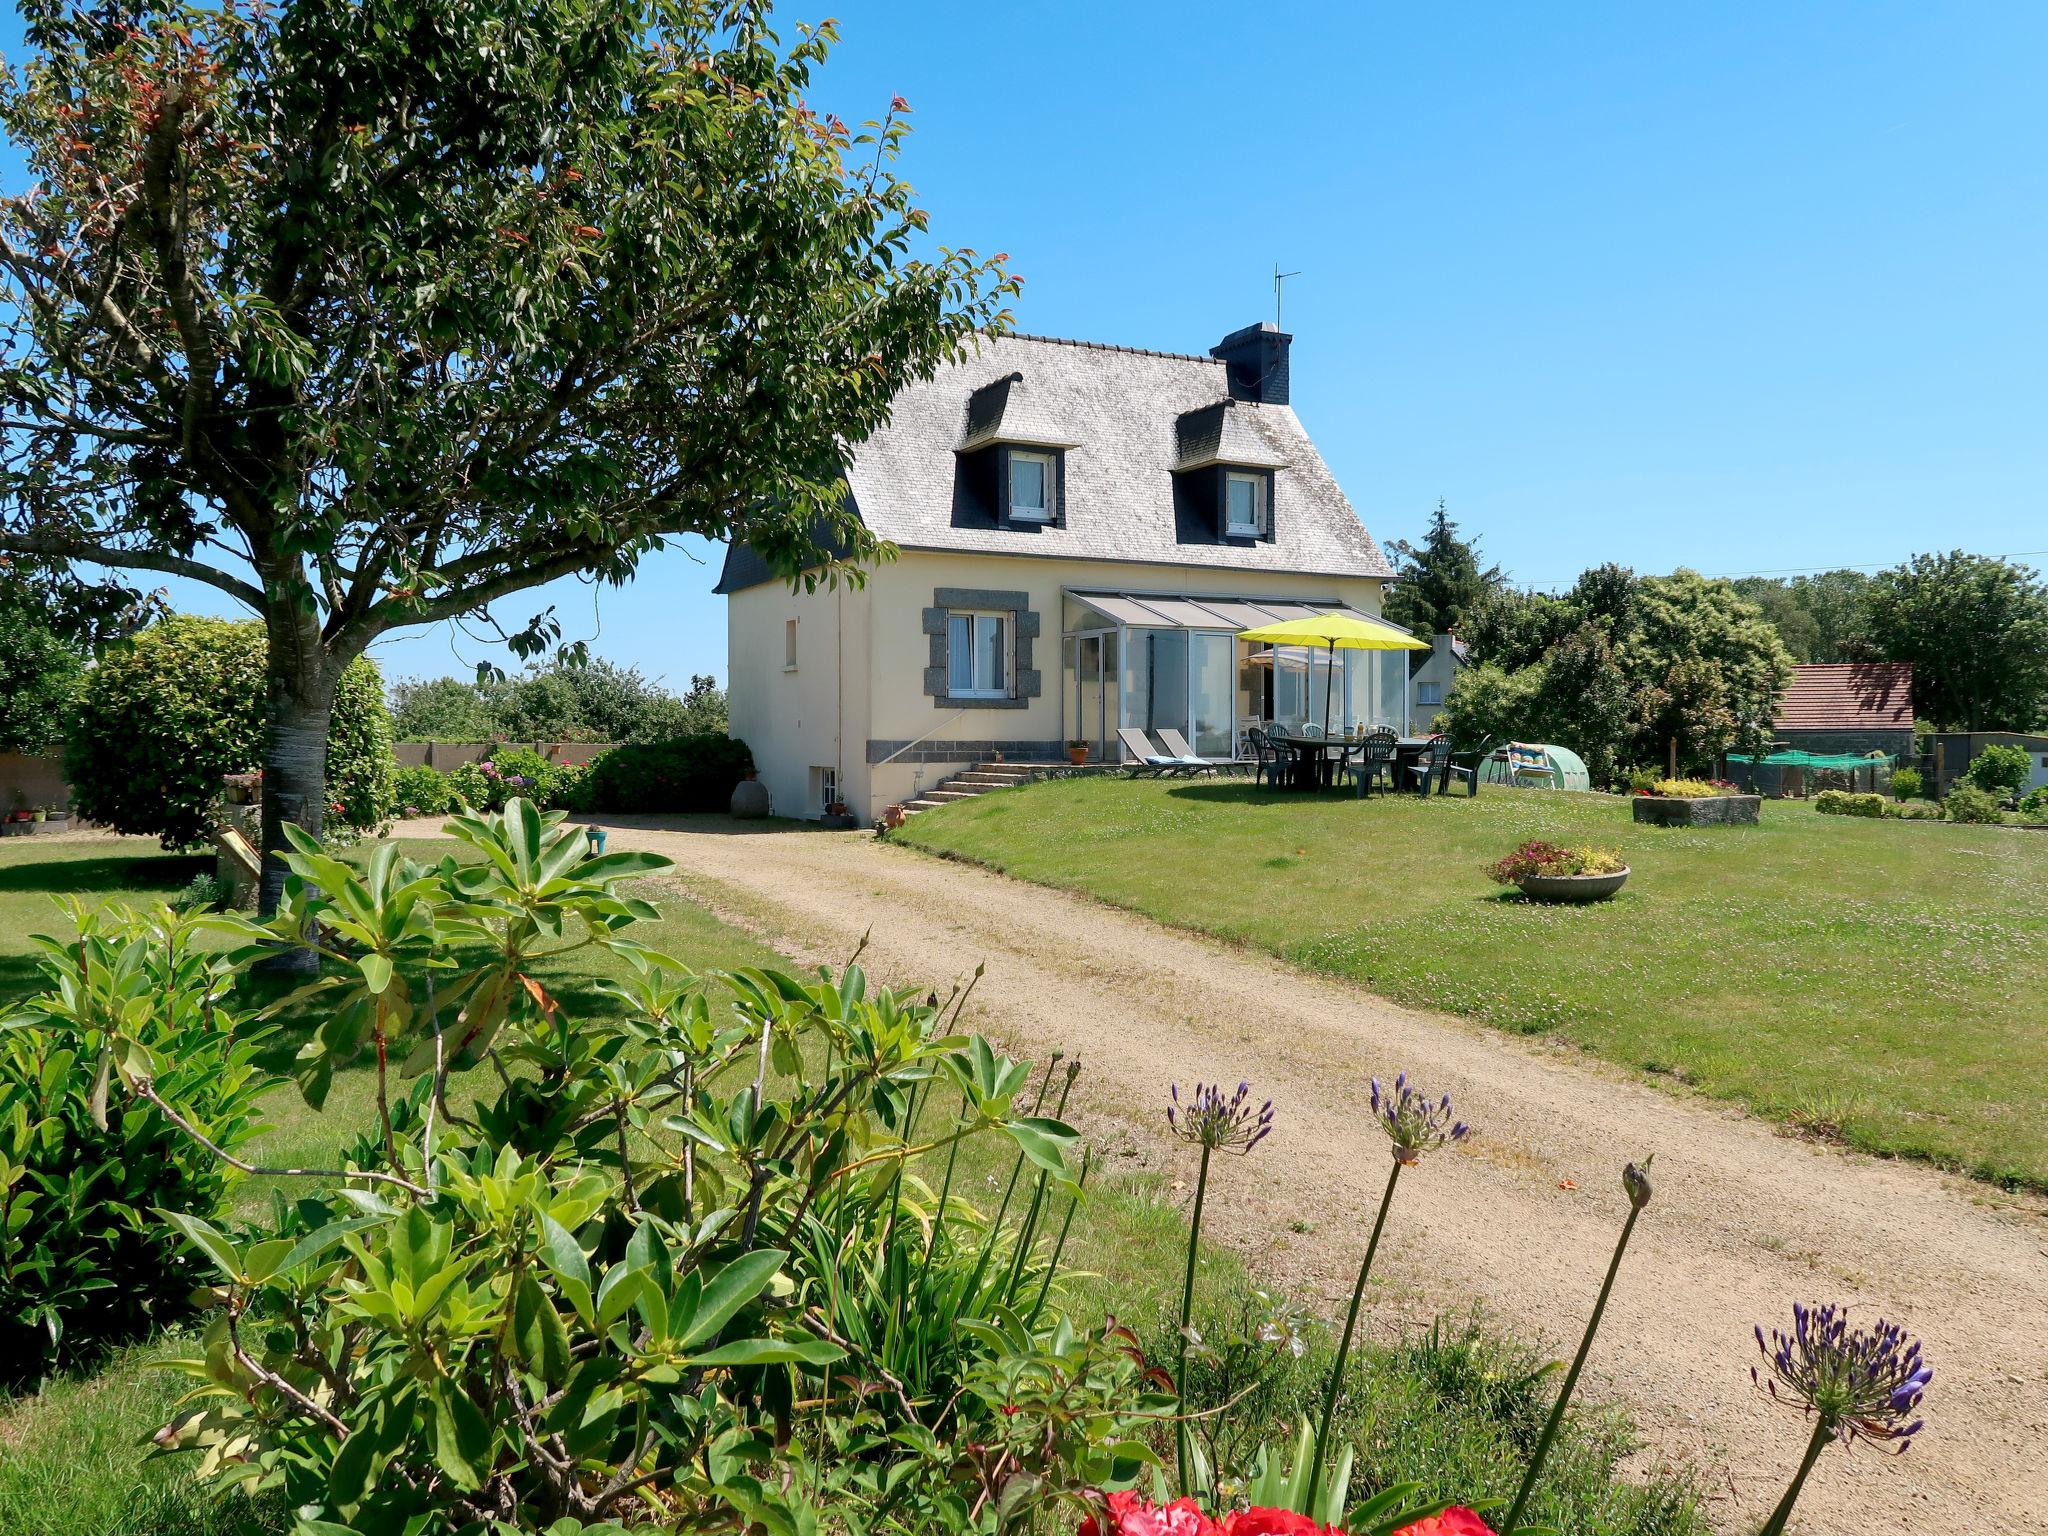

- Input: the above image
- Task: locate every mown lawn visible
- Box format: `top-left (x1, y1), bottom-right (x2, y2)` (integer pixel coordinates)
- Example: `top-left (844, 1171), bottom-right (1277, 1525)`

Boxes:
top-left (898, 778), bottom-right (2048, 1190)
top-left (0, 833), bottom-right (1704, 1536)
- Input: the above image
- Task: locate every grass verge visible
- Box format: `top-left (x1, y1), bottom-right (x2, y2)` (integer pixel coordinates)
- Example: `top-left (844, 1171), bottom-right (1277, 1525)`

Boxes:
top-left (896, 776), bottom-right (2048, 1190)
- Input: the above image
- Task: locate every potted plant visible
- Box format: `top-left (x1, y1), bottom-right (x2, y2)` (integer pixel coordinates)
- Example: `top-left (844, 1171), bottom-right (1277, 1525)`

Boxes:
top-left (819, 798), bottom-right (857, 831)
top-left (1486, 840), bottom-right (1630, 902)
top-left (878, 803), bottom-right (907, 832)
top-left (1067, 739), bottom-right (1090, 766)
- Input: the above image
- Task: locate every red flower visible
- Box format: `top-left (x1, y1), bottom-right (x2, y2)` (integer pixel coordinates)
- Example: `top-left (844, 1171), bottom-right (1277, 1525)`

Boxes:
top-left (1221, 1510), bottom-right (1338, 1536)
top-left (1390, 1509), bottom-right (1496, 1536)
top-left (1079, 1491), bottom-right (1221, 1536)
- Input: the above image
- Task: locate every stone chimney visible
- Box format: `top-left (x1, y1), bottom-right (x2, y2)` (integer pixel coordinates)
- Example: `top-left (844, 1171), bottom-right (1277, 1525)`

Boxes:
top-left (1210, 321), bottom-right (1292, 406)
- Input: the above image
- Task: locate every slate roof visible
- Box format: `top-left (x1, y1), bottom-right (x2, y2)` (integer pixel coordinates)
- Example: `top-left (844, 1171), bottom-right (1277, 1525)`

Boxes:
top-left (717, 331), bottom-right (1390, 591)
top-left (1774, 662), bottom-right (1915, 731)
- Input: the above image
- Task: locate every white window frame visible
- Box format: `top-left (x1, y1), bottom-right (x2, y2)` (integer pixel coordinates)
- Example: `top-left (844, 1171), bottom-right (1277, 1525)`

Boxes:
top-left (1007, 449), bottom-right (1056, 523)
top-left (1416, 680), bottom-right (1443, 707)
top-left (947, 610), bottom-right (1012, 699)
top-left (784, 617), bottom-right (798, 672)
top-left (1224, 471), bottom-right (1266, 537)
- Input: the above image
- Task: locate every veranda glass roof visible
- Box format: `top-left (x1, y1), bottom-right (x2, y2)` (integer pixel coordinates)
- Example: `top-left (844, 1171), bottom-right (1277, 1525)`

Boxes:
top-left (1066, 590), bottom-right (1395, 633)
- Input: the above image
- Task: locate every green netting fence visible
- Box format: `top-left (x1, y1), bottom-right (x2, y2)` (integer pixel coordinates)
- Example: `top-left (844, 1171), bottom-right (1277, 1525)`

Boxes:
top-left (1732, 750), bottom-right (1898, 770)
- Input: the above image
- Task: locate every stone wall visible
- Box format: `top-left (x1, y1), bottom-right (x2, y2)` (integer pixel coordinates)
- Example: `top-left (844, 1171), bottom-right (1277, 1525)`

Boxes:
top-left (0, 751), bottom-right (74, 815)
top-left (394, 741), bottom-right (618, 770)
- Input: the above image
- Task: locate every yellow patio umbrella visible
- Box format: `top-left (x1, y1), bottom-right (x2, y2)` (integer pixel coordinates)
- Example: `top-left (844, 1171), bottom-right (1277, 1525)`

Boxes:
top-left (1236, 612), bottom-right (1429, 738)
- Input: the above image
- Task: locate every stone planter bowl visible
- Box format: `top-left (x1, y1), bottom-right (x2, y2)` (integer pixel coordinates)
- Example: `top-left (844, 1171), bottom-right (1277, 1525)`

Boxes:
top-left (1517, 866), bottom-right (1630, 903)
top-left (729, 776), bottom-right (771, 819)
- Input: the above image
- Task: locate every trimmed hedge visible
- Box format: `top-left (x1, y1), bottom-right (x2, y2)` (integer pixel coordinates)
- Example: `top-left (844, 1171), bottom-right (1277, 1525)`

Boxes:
top-left (65, 616), bottom-right (393, 848)
top-left (571, 734), bottom-right (754, 814)
top-left (1814, 790), bottom-right (1887, 818)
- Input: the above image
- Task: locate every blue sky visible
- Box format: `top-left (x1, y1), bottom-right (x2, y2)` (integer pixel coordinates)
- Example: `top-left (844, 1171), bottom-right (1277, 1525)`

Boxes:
top-left (6, 1), bottom-right (2045, 691)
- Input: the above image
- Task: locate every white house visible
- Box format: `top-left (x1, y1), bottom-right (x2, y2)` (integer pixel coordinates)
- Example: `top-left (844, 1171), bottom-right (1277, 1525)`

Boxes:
top-left (718, 321), bottom-right (1411, 822)
top-left (1408, 633), bottom-right (1469, 732)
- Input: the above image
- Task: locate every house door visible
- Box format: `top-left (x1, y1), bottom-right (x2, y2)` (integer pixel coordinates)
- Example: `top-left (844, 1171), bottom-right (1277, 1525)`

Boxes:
top-left (1073, 630), bottom-right (1115, 761)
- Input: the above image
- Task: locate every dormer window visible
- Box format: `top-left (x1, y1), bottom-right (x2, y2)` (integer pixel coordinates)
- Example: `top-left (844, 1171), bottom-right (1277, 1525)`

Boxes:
top-left (1007, 448), bottom-right (1057, 523)
top-left (1225, 471), bottom-right (1266, 537)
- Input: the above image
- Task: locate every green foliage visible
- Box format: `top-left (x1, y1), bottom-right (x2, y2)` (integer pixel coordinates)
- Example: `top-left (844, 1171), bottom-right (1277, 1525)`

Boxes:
top-left (573, 733), bottom-right (757, 814)
top-left (99, 804), bottom-right (1131, 1533)
top-left (63, 617), bottom-right (393, 848)
top-left (444, 746), bottom-right (584, 813)
top-left (170, 871), bottom-right (235, 912)
top-left (1941, 784), bottom-right (2004, 825)
top-left (1439, 663), bottom-right (1544, 752)
top-left (1885, 801), bottom-right (1943, 822)
top-left (1729, 570), bottom-right (1873, 663)
top-left (1648, 779), bottom-right (1724, 799)
top-left (1814, 790), bottom-right (1887, 819)
top-left (386, 677), bottom-right (497, 743)
top-left (1621, 571), bottom-right (1793, 770)
top-left (1, 903), bottom-right (277, 1379)
top-left (0, 573), bottom-right (83, 755)
top-left (392, 660), bottom-right (729, 745)
top-left (1964, 743), bottom-right (2031, 795)
top-left (2020, 785), bottom-right (2048, 819)
top-left (1862, 553), bottom-right (2048, 731)
top-left (1381, 501), bottom-right (1504, 638)
top-left (1889, 766), bottom-right (1923, 801)
top-left (0, 0), bottom-right (1015, 851)
top-left (1459, 567), bottom-right (1794, 777)
top-left (390, 764), bottom-right (461, 819)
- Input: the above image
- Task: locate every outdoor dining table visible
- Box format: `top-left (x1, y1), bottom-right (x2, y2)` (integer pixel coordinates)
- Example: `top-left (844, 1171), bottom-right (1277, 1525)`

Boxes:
top-left (1267, 733), bottom-right (1437, 792)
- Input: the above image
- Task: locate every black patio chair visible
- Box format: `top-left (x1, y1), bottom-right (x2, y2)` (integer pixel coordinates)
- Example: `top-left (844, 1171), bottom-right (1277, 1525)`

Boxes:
top-left (1432, 741), bottom-right (1481, 798)
top-left (1247, 727), bottom-right (1293, 789)
top-left (1352, 727), bottom-right (1399, 799)
top-left (1404, 734), bottom-right (1448, 795)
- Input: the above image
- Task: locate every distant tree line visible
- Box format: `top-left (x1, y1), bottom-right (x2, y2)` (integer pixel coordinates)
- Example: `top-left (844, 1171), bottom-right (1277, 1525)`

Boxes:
top-left (1384, 505), bottom-right (2048, 779)
top-left (389, 659), bottom-right (727, 744)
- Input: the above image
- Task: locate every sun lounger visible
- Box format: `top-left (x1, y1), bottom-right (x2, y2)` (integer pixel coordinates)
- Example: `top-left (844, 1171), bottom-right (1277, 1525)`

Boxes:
top-left (1154, 728), bottom-right (1224, 776)
top-left (1117, 726), bottom-right (1188, 777)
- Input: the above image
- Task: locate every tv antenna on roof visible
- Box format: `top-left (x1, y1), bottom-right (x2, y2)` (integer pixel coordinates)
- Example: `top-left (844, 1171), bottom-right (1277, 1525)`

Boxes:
top-left (1273, 263), bottom-right (1302, 329)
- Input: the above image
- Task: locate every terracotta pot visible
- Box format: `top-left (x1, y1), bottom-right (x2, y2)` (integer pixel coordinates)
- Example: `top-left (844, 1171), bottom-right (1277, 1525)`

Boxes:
top-left (1067, 746), bottom-right (1089, 765)
top-left (879, 804), bottom-right (907, 831)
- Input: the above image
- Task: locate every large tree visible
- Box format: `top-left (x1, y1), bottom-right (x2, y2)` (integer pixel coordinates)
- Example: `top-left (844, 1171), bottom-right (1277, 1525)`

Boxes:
top-left (1862, 552), bottom-right (2048, 729)
top-left (1731, 569), bottom-right (1872, 663)
top-left (1381, 499), bottom-right (1504, 638)
top-left (0, 0), bottom-right (1014, 918)
top-left (1448, 564), bottom-right (1792, 777)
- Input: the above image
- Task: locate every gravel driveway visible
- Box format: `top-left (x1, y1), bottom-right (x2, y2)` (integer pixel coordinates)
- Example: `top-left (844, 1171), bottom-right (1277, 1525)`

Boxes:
top-left (456, 816), bottom-right (2048, 1534)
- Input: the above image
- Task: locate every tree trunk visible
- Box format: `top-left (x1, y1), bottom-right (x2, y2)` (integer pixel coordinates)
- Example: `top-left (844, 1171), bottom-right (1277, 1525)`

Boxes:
top-left (257, 609), bottom-right (336, 972)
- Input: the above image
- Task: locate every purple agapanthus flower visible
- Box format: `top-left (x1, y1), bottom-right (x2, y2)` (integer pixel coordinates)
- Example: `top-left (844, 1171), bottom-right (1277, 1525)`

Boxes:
top-left (1369, 1072), bottom-right (1470, 1165)
top-left (1753, 1303), bottom-right (1931, 1452)
top-left (1167, 1081), bottom-right (1273, 1155)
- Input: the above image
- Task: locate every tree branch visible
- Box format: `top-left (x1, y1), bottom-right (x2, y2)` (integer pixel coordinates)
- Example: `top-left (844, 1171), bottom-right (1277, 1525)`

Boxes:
top-left (0, 529), bottom-right (266, 609)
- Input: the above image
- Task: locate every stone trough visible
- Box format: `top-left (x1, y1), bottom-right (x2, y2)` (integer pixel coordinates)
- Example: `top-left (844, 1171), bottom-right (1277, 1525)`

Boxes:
top-left (1631, 793), bottom-right (1761, 827)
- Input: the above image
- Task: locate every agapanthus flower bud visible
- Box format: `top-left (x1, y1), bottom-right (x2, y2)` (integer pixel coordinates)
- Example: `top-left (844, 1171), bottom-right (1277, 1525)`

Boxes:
top-left (1622, 1158), bottom-right (1653, 1210)
top-left (1369, 1072), bottom-right (1470, 1165)
top-left (1752, 1302), bottom-right (1931, 1452)
top-left (1167, 1081), bottom-right (1273, 1155)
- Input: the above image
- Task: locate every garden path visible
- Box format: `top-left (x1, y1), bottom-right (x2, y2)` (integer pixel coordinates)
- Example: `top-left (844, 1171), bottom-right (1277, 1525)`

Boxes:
top-left (450, 817), bottom-right (2048, 1535)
